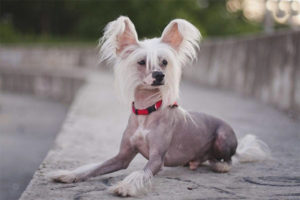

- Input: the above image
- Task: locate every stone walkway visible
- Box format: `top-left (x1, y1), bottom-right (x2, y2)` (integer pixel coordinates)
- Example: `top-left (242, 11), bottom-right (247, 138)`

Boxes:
top-left (0, 92), bottom-right (68, 200)
top-left (20, 71), bottom-right (300, 200)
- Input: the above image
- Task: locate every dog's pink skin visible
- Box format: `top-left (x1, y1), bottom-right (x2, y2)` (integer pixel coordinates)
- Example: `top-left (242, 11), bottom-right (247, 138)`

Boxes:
top-left (125, 88), bottom-right (238, 175)
top-left (52, 17), bottom-right (238, 194)
top-left (52, 88), bottom-right (237, 183)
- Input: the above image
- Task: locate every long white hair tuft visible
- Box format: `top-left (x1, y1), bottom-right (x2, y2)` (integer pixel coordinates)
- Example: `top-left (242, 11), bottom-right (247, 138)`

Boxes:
top-left (233, 134), bottom-right (271, 164)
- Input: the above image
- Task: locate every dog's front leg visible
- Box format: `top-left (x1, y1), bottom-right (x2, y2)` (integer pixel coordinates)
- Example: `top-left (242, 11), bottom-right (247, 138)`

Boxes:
top-left (111, 129), bottom-right (170, 197)
top-left (50, 126), bottom-right (137, 183)
top-left (110, 152), bottom-right (164, 197)
top-left (51, 152), bottom-right (137, 183)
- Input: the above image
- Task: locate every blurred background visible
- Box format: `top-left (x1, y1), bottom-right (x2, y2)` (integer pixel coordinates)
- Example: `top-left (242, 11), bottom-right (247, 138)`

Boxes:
top-left (1, 0), bottom-right (300, 44)
top-left (0, 1), bottom-right (300, 200)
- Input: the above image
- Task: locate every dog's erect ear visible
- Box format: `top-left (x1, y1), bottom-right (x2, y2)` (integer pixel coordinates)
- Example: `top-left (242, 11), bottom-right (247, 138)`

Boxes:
top-left (99, 16), bottom-right (138, 63)
top-left (161, 19), bottom-right (201, 63)
top-left (115, 17), bottom-right (138, 55)
top-left (161, 22), bottom-right (183, 50)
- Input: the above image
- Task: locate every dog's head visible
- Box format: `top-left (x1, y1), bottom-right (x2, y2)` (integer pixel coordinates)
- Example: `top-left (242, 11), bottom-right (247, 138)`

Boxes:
top-left (99, 16), bottom-right (201, 106)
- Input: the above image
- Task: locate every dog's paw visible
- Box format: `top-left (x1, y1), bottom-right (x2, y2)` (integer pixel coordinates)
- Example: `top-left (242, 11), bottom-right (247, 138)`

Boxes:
top-left (109, 170), bottom-right (152, 197)
top-left (189, 161), bottom-right (200, 170)
top-left (48, 170), bottom-right (80, 183)
top-left (210, 161), bottom-right (231, 173)
top-left (109, 181), bottom-right (137, 197)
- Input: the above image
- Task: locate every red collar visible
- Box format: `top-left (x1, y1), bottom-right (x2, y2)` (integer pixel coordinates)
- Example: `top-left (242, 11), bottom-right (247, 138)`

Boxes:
top-left (132, 100), bottom-right (178, 115)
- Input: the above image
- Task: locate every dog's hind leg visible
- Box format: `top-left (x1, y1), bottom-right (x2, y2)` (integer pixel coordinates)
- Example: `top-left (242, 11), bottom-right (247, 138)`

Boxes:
top-left (209, 124), bottom-right (237, 173)
top-left (189, 160), bottom-right (201, 170)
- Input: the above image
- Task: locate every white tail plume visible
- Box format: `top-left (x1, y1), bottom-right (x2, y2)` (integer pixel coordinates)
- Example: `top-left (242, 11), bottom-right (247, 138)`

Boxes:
top-left (233, 134), bottom-right (271, 164)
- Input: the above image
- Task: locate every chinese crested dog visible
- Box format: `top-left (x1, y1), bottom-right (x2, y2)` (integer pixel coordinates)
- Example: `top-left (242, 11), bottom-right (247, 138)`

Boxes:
top-left (51, 16), bottom-right (270, 197)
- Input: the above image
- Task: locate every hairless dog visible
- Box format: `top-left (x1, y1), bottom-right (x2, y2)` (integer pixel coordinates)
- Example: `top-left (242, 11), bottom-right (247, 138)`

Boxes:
top-left (50, 16), bottom-right (270, 197)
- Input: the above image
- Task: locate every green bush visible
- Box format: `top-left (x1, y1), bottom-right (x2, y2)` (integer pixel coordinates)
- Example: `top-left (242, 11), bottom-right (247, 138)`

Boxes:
top-left (0, 21), bottom-right (20, 43)
top-left (0, 0), bottom-right (264, 44)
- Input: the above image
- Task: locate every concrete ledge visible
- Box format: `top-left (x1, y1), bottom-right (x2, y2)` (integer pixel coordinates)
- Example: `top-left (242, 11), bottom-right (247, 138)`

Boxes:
top-left (3, 31), bottom-right (300, 199)
top-left (19, 71), bottom-right (300, 200)
top-left (19, 72), bottom-right (136, 200)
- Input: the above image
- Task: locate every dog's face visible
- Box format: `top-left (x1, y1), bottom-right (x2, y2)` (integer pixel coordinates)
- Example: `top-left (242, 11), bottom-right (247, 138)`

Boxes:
top-left (99, 16), bottom-right (201, 105)
top-left (135, 43), bottom-right (167, 87)
top-left (131, 38), bottom-right (177, 88)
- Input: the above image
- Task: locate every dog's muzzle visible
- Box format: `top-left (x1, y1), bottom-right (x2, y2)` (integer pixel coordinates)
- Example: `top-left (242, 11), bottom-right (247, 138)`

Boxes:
top-left (151, 71), bottom-right (165, 86)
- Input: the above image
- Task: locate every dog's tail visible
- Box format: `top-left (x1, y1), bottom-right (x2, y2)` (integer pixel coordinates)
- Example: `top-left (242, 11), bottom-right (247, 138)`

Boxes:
top-left (232, 134), bottom-right (271, 164)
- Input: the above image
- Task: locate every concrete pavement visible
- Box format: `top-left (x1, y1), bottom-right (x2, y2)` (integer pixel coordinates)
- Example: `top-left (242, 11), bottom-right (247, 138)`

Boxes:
top-left (20, 71), bottom-right (300, 200)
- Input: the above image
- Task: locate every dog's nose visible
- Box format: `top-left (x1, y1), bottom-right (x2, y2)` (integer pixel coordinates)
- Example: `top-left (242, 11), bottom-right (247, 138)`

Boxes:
top-left (152, 71), bottom-right (165, 82)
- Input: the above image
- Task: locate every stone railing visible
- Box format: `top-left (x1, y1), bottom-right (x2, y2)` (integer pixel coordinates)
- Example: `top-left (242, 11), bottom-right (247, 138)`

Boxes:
top-left (184, 30), bottom-right (300, 115)
top-left (0, 65), bottom-right (87, 104)
top-left (0, 45), bottom-right (98, 103)
top-left (0, 46), bottom-right (98, 69)
top-left (1, 30), bottom-right (299, 114)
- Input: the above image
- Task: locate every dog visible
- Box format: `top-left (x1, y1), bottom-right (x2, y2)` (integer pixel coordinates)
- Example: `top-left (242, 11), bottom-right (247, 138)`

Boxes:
top-left (50, 16), bottom-right (270, 197)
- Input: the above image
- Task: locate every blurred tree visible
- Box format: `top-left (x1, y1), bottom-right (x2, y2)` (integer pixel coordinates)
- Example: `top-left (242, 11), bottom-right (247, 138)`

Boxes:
top-left (0, 0), bottom-right (263, 43)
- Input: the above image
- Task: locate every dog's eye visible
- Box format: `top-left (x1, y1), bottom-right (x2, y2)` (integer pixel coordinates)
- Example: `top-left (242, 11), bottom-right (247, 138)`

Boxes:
top-left (138, 60), bottom-right (146, 66)
top-left (162, 59), bottom-right (168, 66)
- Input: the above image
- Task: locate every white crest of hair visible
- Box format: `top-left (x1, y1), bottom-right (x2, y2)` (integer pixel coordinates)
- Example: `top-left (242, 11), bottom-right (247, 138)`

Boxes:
top-left (141, 40), bottom-right (183, 107)
top-left (232, 134), bottom-right (271, 164)
top-left (113, 55), bottom-right (140, 104)
top-left (99, 16), bottom-right (201, 107)
top-left (109, 169), bottom-right (153, 197)
top-left (159, 19), bottom-right (201, 107)
top-left (161, 53), bottom-right (182, 107)
top-left (99, 16), bottom-right (144, 105)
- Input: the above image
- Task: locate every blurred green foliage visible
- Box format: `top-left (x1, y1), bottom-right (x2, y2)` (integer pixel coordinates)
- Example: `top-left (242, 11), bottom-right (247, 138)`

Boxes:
top-left (0, 0), bottom-right (263, 44)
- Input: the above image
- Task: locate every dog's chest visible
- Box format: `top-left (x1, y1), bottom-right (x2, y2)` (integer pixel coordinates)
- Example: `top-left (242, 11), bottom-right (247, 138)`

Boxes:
top-left (130, 125), bottom-right (149, 146)
top-left (130, 118), bottom-right (150, 154)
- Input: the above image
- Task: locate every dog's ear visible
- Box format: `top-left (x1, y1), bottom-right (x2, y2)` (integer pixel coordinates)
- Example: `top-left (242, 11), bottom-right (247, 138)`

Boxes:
top-left (115, 17), bottom-right (138, 55)
top-left (161, 22), bottom-right (182, 50)
top-left (99, 16), bottom-right (138, 63)
top-left (161, 19), bottom-right (201, 63)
